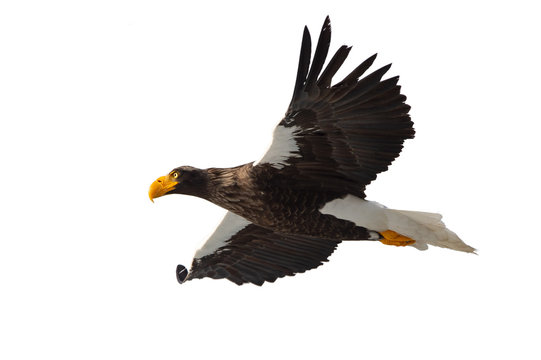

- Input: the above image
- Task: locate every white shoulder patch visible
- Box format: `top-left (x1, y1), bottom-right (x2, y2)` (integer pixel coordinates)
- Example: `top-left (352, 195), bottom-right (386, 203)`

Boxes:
top-left (194, 212), bottom-right (251, 259)
top-left (254, 125), bottom-right (302, 169)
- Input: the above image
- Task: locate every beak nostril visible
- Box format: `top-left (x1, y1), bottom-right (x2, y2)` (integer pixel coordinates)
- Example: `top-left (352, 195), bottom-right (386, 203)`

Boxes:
top-left (149, 176), bottom-right (170, 202)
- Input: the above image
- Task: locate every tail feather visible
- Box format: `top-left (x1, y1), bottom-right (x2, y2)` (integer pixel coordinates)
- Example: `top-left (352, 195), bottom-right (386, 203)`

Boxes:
top-left (386, 209), bottom-right (476, 253)
top-left (319, 196), bottom-right (475, 253)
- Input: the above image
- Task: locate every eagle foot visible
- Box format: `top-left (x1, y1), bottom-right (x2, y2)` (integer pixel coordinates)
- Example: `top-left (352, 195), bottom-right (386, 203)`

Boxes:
top-left (379, 230), bottom-right (416, 247)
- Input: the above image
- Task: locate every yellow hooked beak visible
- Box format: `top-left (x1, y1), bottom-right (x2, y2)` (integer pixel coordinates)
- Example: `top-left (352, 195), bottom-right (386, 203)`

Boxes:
top-left (148, 174), bottom-right (179, 202)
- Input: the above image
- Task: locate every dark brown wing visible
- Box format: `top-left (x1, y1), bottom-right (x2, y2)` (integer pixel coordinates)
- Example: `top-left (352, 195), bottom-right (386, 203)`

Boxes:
top-left (179, 212), bottom-right (340, 286)
top-left (255, 17), bottom-right (414, 198)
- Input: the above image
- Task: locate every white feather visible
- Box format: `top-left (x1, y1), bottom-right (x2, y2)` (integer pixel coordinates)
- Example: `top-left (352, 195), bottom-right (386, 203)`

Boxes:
top-left (320, 195), bottom-right (389, 230)
top-left (254, 125), bottom-right (302, 169)
top-left (320, 195), bottom-right (475, 253)
top-left (194, 212), bottom-right (251, 259)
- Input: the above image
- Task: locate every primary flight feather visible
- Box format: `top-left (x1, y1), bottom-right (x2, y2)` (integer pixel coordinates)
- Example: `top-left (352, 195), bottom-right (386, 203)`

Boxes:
top-left (149, 17), bottom-right (475, 286)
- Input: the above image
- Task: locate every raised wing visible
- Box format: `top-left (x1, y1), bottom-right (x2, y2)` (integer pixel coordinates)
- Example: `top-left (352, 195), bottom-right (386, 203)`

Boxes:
top-left (255, 17), bottom-right (414, 198)
top-left (177, 212), bottom-right (340, 286)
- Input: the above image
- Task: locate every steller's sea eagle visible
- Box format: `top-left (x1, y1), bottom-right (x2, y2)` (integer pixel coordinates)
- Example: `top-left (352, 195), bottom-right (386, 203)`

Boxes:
top-left (149, 17), bottom-right (475, 286)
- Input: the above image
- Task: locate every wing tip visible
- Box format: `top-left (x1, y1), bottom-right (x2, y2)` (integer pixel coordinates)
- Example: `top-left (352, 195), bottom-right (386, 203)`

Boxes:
top-left (323, 15), bottom-right (331, 30)
top-left (176, 264), bottom-right (188, 284)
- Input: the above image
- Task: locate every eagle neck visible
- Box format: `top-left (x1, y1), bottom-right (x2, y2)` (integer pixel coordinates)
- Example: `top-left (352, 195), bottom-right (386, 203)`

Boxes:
top-left (205, 164), bottom-right (256, 213)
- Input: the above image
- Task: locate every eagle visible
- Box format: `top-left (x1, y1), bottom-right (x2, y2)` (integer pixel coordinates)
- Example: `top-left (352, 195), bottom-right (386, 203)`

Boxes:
top-left (149, 17), bottom-right (475, 286)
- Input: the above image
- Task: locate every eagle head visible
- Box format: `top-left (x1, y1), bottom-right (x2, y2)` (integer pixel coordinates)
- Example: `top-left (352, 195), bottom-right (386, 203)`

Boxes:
top-left (148, 166), bottom-right (207, 202)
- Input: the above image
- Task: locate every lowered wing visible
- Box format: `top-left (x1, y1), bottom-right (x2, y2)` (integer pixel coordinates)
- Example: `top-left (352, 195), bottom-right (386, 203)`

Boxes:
top-left (177, 211), bottom-right (340, 286)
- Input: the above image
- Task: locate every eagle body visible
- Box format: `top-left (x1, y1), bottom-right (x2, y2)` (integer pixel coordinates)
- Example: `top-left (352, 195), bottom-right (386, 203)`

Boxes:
top-left (182, 165), bottom-right (375, 241)
top-left (149, 17), bottom-right (475, 286)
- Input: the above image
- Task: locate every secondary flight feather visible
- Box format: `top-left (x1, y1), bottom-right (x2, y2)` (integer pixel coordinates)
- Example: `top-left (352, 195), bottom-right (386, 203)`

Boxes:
top-left (149, 17), bottom-right (475, 286)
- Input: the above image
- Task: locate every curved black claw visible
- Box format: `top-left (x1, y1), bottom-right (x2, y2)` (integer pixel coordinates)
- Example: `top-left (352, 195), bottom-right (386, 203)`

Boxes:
top-left (176, 264), bottom-right (188, 284)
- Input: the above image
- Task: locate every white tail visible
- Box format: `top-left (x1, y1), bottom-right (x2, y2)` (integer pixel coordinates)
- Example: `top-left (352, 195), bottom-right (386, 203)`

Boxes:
top-left (386, 209), bottom-right (476, 253)
top-left (320, 195), bottom-right (475, 253)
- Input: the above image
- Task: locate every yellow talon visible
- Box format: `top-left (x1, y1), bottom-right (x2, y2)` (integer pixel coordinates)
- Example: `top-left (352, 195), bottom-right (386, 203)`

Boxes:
top-left (380, 230), bottom-right (416, 247)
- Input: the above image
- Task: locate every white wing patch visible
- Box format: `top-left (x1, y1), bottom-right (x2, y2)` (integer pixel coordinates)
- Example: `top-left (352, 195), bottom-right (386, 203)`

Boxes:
top-left (255, 125), bottom-right (302, 169)
top-left (194, 212), bottom-right (251, 259)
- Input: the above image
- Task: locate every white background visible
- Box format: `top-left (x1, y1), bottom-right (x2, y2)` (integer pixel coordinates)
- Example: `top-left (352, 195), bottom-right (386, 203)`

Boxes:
top-left (1, 1), bottom-right (540, 359)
